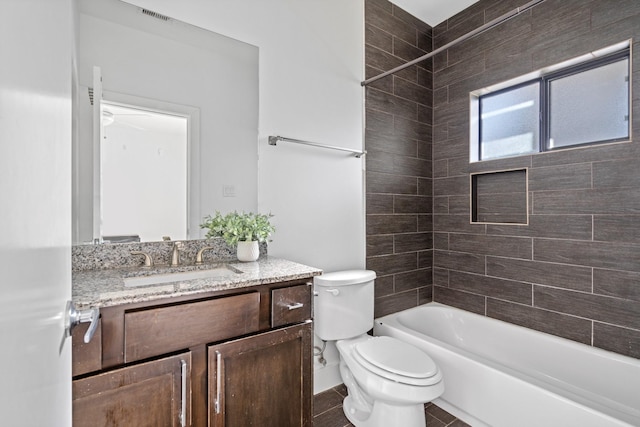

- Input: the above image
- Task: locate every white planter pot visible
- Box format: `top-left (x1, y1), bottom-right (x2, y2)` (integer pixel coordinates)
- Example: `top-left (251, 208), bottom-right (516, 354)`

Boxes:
top-left (236, 240), bottom-right (259, 262)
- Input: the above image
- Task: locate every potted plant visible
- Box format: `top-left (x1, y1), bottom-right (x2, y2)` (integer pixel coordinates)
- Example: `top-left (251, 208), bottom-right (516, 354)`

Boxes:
top-left (200, 211), bottom-right (275, 262)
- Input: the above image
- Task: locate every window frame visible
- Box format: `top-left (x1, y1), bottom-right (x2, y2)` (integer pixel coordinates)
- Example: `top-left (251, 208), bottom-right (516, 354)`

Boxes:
top-left (472, 45), bottom-right (631, 162)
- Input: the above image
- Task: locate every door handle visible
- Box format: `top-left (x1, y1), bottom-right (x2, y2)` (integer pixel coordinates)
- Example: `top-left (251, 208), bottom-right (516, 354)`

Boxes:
top-left (65, 300), bottom-right (99, 343)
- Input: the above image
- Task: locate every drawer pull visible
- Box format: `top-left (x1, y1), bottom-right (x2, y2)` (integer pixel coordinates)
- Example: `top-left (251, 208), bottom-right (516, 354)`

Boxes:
top-left (287, 302), bottom-right (304, 311)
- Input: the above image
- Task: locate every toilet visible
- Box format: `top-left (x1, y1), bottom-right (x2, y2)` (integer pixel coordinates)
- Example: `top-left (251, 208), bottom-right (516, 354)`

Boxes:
top-left (314, 270), bottom-right (444, 427)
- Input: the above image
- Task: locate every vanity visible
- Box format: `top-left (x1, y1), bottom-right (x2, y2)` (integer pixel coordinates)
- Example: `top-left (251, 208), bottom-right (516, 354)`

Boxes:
top-left (71, 248), bottom-right (321, 427)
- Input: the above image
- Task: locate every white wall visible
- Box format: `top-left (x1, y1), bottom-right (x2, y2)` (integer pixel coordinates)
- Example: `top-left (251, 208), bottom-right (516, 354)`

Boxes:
top-left (123, 0), bottom-right (366, 393)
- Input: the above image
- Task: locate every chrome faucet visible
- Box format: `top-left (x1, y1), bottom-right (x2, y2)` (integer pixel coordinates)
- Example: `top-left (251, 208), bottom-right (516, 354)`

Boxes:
top-left (170, 242), bottom-right (184, 267)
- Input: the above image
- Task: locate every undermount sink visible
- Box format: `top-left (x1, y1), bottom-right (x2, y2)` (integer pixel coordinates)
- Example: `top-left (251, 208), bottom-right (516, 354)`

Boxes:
top-left (123, 266), bottom-right (241, 287)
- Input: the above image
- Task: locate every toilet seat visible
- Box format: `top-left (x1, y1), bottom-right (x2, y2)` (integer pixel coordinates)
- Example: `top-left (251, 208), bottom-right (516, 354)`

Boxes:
top-left (352, 336), bottom-right (441, 386)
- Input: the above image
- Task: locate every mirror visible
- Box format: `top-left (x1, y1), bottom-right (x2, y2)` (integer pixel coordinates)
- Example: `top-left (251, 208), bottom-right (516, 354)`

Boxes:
top-left (73, 0), bottom-right (259, 244)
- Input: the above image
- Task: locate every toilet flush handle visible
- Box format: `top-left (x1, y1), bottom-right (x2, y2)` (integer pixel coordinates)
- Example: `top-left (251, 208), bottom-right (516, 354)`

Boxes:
top-left (325, 288), bottom-right (340, 296)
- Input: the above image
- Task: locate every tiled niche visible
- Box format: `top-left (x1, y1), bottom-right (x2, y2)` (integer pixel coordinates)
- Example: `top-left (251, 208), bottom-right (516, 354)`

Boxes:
top-left (471, 169), bottom-right (528, 225)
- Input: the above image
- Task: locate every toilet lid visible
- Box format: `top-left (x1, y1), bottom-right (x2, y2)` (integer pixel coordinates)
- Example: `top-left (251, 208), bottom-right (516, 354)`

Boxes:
top-left (353, 337), bottom-right (440, 386)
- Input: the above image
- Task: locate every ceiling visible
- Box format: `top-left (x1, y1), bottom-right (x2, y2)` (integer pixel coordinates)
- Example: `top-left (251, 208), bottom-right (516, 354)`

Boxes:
top-left (389, 0), bottom-right (480, 27)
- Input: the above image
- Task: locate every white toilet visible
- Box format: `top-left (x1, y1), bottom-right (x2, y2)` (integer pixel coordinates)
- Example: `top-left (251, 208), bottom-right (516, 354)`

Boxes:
top-left (314, 270), bottom-right (444, 427)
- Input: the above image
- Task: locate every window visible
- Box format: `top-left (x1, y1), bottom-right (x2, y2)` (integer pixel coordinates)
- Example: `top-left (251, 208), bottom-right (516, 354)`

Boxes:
top-left (547, 57), bottom-right (629, 149)
top-left (479, 82), bottom-right (540, 160)
top-left (472, 44), bottom-right (630, 162)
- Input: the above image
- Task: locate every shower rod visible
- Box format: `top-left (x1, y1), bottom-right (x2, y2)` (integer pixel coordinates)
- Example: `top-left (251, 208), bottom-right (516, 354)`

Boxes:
top-left (362, 0), bottom-right (546, 86)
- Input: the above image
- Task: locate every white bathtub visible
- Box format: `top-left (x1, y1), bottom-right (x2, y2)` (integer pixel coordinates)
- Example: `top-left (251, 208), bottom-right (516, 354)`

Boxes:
top-left (374, 302), bottom-right (640, 427)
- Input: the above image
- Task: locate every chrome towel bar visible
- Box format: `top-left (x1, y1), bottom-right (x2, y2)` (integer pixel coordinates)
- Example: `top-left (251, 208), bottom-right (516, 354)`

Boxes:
top-left (268, 135), bottom-right (366, 158)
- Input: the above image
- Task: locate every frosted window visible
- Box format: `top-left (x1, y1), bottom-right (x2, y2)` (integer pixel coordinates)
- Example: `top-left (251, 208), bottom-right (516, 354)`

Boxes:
top-left (549, 58), bottom-right (629, 148)
top-left (480, 82), bottom-right (539, 160)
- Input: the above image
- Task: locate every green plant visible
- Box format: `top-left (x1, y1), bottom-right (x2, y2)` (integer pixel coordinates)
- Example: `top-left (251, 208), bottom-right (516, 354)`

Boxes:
top-left (200, 211), bottom-right (275, 246)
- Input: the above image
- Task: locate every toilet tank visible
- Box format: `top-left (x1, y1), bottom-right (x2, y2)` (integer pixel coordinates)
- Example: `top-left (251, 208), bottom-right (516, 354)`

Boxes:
top-left (314, 270), bottom-right (376, 341)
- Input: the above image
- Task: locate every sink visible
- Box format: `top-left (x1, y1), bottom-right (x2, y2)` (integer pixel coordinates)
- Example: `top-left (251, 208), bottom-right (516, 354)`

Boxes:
top-left (123, 266), bottom-right (240, 287)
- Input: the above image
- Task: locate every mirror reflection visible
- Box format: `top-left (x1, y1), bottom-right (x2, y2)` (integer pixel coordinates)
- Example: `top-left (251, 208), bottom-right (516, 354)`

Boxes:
top-left (73, 0), bottom-right (259, 244)
top-left (101, 102), bottom-right (188, 242)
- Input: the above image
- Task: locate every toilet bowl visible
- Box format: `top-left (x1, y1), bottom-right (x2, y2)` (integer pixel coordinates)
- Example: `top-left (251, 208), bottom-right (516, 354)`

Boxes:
top-left (337, 335), bottom-right (444, 427)
top-left (314, 270), bottom-right (444, 427)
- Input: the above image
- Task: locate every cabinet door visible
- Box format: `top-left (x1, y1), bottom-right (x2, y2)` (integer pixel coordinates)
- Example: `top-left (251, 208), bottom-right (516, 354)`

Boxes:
top-left (208, 322), bottom-right (312, 427)
top-left (73, 353), bottom-right (191, 427)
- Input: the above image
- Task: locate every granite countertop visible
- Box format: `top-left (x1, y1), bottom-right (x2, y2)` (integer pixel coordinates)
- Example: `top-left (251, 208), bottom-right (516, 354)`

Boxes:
top-left (72, 256), bottom-right (322, 310)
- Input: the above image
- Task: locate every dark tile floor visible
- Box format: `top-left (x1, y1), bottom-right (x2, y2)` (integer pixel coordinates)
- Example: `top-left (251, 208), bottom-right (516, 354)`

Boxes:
top-left (313, 385), bottom-right (471, 427)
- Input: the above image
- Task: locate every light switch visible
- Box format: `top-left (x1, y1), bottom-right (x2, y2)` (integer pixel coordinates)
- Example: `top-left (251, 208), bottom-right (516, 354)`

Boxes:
top-left (223, 185), bottom-right (236, 197)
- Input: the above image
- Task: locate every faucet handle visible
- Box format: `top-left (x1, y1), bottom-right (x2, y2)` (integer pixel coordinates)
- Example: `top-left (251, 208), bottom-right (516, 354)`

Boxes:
top-left (196, 246), bottom-right (216, 265)
top-left (171, 241), bottom-right (184, 267)
top-left (131, 251), bottom-right (153, 268)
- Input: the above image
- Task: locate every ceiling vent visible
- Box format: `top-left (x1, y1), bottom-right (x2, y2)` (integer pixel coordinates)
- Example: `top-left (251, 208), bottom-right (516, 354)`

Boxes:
top-left (141, 8), bottom-right (171, 22)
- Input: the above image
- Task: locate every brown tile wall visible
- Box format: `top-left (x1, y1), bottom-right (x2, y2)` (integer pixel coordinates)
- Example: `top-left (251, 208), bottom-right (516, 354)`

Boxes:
top-left (432, 0), bottom-right (640, 359)
top-left (365, 0), bottom-right (434, 318)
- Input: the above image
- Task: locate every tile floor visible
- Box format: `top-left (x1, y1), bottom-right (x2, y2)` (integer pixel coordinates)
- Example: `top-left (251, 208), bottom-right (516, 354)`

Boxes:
top-left (313, 385), bottom-right (471, 427)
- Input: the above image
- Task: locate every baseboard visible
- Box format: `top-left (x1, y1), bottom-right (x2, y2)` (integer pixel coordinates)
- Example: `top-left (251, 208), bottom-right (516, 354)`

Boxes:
top-left (313, 361), bottom-right (342, 394)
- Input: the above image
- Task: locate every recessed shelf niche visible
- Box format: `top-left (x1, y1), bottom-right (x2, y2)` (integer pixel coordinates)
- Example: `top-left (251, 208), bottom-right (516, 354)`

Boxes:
top-left (470, 168), bottom-right (528, 225)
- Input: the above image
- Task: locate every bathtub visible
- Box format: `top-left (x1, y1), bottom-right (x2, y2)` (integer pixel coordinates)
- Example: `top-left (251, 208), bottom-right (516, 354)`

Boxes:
top-left (374, 302), bottom-right (640, 427)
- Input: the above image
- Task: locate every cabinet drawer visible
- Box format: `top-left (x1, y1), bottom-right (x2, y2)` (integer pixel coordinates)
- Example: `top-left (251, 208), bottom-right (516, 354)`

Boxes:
top-left (271, 283), bottom-right (312, 328)
top-left (72, 319), bottom-right (102, 377)
top-left (125, 292), bottom-right (260, 362)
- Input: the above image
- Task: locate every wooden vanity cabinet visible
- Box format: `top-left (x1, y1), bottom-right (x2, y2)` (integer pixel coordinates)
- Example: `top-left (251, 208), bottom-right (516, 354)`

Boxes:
top-left (72, 278), bottom-right (314, 427)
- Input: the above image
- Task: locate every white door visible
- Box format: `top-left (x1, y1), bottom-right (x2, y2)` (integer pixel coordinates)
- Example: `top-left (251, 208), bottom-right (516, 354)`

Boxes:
top-left (0, 1), bottom-right (74, 425)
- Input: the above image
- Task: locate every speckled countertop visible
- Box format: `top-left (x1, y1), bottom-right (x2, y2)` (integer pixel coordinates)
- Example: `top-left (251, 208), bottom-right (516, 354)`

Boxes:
top-left (72, 256), bottom-right (322, 310)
